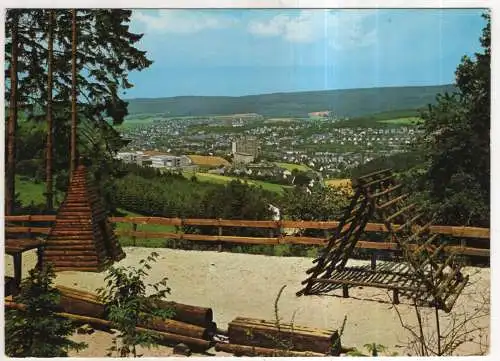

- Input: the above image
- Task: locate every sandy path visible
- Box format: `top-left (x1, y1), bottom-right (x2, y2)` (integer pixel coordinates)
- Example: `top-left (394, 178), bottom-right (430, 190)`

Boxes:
top-left (5, 247), bottom-right (490, 357)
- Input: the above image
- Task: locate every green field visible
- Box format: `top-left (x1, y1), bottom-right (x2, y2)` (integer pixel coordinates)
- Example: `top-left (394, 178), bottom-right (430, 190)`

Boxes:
top-left (377, 117), bottom-right (421, 125)
top-left (115, 116), bottom-right (157, 129)
top-left (115, 208), bottom-right (178, 247)
top-left (15, 175), bottom-right (64, 207)
top-left (183, 172), bottom-right (289, 194)
top-left (275, 162), bottom-right (311, 172)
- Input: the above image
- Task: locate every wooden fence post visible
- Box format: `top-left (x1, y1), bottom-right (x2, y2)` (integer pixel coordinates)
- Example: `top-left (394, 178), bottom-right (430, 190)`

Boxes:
top-left (218, 218), bottom-right (223, 252)
top-left (132, 223), bottom-right (137, 247)
top-left (173, 224), bottom-right (179, 249)
top-left (277, 220), bottom-right (283, 241)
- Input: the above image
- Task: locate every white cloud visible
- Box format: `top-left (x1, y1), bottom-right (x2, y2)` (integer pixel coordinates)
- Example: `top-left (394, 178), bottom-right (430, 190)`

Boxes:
top-left (248, 10), bottom-right (378, 49)
top-left (133, 10), bottom-right (238, 34)
top-left (248, 11), bottom-right (325, 43)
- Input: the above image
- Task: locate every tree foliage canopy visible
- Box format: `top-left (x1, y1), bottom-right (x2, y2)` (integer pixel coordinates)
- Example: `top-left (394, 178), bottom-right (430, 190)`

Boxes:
top-left (417, 12), bottom-right (490, 227)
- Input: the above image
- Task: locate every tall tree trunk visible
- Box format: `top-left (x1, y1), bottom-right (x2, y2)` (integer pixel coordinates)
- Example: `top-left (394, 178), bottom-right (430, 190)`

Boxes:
top-left (46, 10), bottom-right (55, 209)
top-left (6, 11), bottom-right (19, 215)
top-left (70, 8), bottom-right (78, 178)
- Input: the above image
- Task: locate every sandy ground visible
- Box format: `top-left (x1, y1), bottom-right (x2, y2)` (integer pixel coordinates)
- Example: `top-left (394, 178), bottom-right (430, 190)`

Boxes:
top-left (5, 247), bottom-right (490, 357)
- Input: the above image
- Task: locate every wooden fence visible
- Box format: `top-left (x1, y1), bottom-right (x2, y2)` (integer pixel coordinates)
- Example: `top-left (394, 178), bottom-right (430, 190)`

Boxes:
top-left (4, 215), bottom-right (490, 257)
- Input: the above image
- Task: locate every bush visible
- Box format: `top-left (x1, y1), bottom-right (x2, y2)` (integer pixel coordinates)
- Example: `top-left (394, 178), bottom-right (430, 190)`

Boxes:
top-left (5, 264), bottom-right (87, 357)
top-left (97, 252), bottom-right (174, 357)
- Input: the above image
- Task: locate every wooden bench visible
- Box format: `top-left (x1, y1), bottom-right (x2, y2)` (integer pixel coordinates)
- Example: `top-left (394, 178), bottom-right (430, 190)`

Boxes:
top-left (5, 238), bottom-right (46, 291)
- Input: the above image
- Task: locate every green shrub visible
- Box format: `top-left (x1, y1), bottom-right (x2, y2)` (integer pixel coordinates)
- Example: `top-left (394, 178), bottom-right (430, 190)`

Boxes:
top-left (97, 252), bottom-right (174, 357)
top-left (5, 264), bottom-right (87, 357)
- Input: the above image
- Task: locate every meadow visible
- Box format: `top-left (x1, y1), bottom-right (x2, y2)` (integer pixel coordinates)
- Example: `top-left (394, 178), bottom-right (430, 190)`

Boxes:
top-left (377, 116), bottom-right (421, 125)
top-left (182, 171), bottom-right (290, 194)
top-left (15, 175), bottom-right (63, 207)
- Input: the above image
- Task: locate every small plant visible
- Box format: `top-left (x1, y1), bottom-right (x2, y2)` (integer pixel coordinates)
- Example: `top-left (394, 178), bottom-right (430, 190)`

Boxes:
top-left (364, 342), bottom-right (388, 356)
top-left (331, 315), bottom-right (347, 355)
top-left (345, 343), bottom-right (396, 357)
top-left (97, 251), bottom-right (175, 357)
top-left (5, 264), bottom-right (87, 357)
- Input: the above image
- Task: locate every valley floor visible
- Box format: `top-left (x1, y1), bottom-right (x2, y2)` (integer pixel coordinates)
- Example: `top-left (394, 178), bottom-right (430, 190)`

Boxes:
top-left (4, 247), bottom-right (490, 357)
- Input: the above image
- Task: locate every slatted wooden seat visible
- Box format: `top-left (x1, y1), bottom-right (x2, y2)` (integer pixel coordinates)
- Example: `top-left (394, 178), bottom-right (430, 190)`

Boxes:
top-left (298, 169), bottom-right (468, 312)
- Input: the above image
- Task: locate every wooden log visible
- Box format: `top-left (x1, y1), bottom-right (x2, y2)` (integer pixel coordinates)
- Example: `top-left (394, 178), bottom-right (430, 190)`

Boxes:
top-left (370, 184), bottom-right (403, 198)
top-left (57, 285), bottom-right (100, 301)
top-left (215, 342), bottom-right (326, 357)
top-left (5, 226), bottom-right (51, 234)
top-left (357, 168), bottom-right (392, 180)
top-left (142, 316), bottom-right (213, 340)
top-left (110, 216), bottom-right (183, 226)
top-left (45, 255), bottom-right (99, 262)
top-left (386, 203), bottom-right (416, 222)
top-left (59, 293), bottom-right (106, 318)
top-left (309, 277), bottom-right (427, 293)
top-left (228, 317), bottom-right (339, 355)
top-left (146, 298), bottom-right (213, 327)
top-left (48, 230), bottom-right (95, 235)
top-left (377, 193), bottom-right (409, 210)
top-left (442, 275), bottom-right (469, 313)
top-left (44, 250), bottom-right (104, 256)
top-left (358, 174), bottom-right (393, 188)
top-left (45, 260), bottom-right (100, 268)
top-left (57, 286), bottom-right (215, 335)
top-left (5, 215), bottom-right (491, 238)
top-left (4, 301), bottom-right (212, 351)
top-left (53, 267), bottom-right (103, 272)
top-left (5, 215), bottom-right (56, 222)
top-left (137, 326), bottom-right (213, 351)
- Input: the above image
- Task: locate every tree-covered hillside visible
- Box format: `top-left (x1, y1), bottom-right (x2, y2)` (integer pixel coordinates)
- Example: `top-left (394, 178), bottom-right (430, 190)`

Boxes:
top-left (126, 84), bottom-right (456, 118)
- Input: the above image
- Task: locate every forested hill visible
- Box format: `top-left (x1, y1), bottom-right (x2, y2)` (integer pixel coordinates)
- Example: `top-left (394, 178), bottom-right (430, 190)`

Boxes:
top-left (126, 84), bottom-right (456, 118)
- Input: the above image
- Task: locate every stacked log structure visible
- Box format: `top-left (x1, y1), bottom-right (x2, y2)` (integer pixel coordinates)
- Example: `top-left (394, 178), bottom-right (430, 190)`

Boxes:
top-left (218, 316), bottom-right (340, 356)
top-left (43, 164), bottom-right (125, 272)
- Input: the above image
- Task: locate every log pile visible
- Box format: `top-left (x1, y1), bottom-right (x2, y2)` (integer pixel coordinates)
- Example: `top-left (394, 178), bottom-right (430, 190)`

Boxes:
top-left (42, 164), bottom-right (125, 272)
top-left (46, 285), bottom-right (216, 352)
top-left (217, 316), bottom-right (340, 356)
top-left (4, 300), bottom-right (213, 351)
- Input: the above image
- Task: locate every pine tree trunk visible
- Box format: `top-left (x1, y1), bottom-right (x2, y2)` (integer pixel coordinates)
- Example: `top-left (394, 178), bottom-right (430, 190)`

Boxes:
top-left (46, 10), bottom-right (55, 210)
top-left (70, 9), bottom-right (78, 178)
top-left (6, 11), bottom-right (19, 216)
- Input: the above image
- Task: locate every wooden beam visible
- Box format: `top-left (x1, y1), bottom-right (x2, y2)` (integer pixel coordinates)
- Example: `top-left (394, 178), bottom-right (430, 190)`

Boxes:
top-left (5, 216), bottom-right (490, 239)
top-left (215, 342), bottom-right (325, 357)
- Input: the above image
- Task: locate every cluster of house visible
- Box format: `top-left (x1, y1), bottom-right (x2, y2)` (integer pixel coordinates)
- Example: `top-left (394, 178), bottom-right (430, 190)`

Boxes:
top-left (118, 114), bottom-right (419, 179)
top-left (279, 150), bottom-right (377, 173)
top-left (116, 151), bottom-right (199, 171)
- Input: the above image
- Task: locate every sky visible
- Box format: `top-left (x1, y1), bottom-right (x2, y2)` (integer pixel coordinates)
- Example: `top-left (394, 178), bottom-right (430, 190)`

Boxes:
top-left (125, 8), bottom-right (487, 99)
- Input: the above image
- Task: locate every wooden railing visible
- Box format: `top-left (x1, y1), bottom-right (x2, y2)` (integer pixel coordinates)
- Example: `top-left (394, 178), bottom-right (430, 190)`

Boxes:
top-left (4, 215), bottom-right (490, 257)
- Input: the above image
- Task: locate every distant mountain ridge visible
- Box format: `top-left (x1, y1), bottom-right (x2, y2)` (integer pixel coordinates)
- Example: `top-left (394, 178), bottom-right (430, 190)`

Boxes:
top-left (126, 84), bottom-right (456, 118)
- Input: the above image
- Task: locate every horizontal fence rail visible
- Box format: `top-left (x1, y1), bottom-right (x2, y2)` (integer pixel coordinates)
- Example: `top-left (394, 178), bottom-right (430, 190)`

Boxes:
top-left (4, 215), bottom-right (490, 257)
